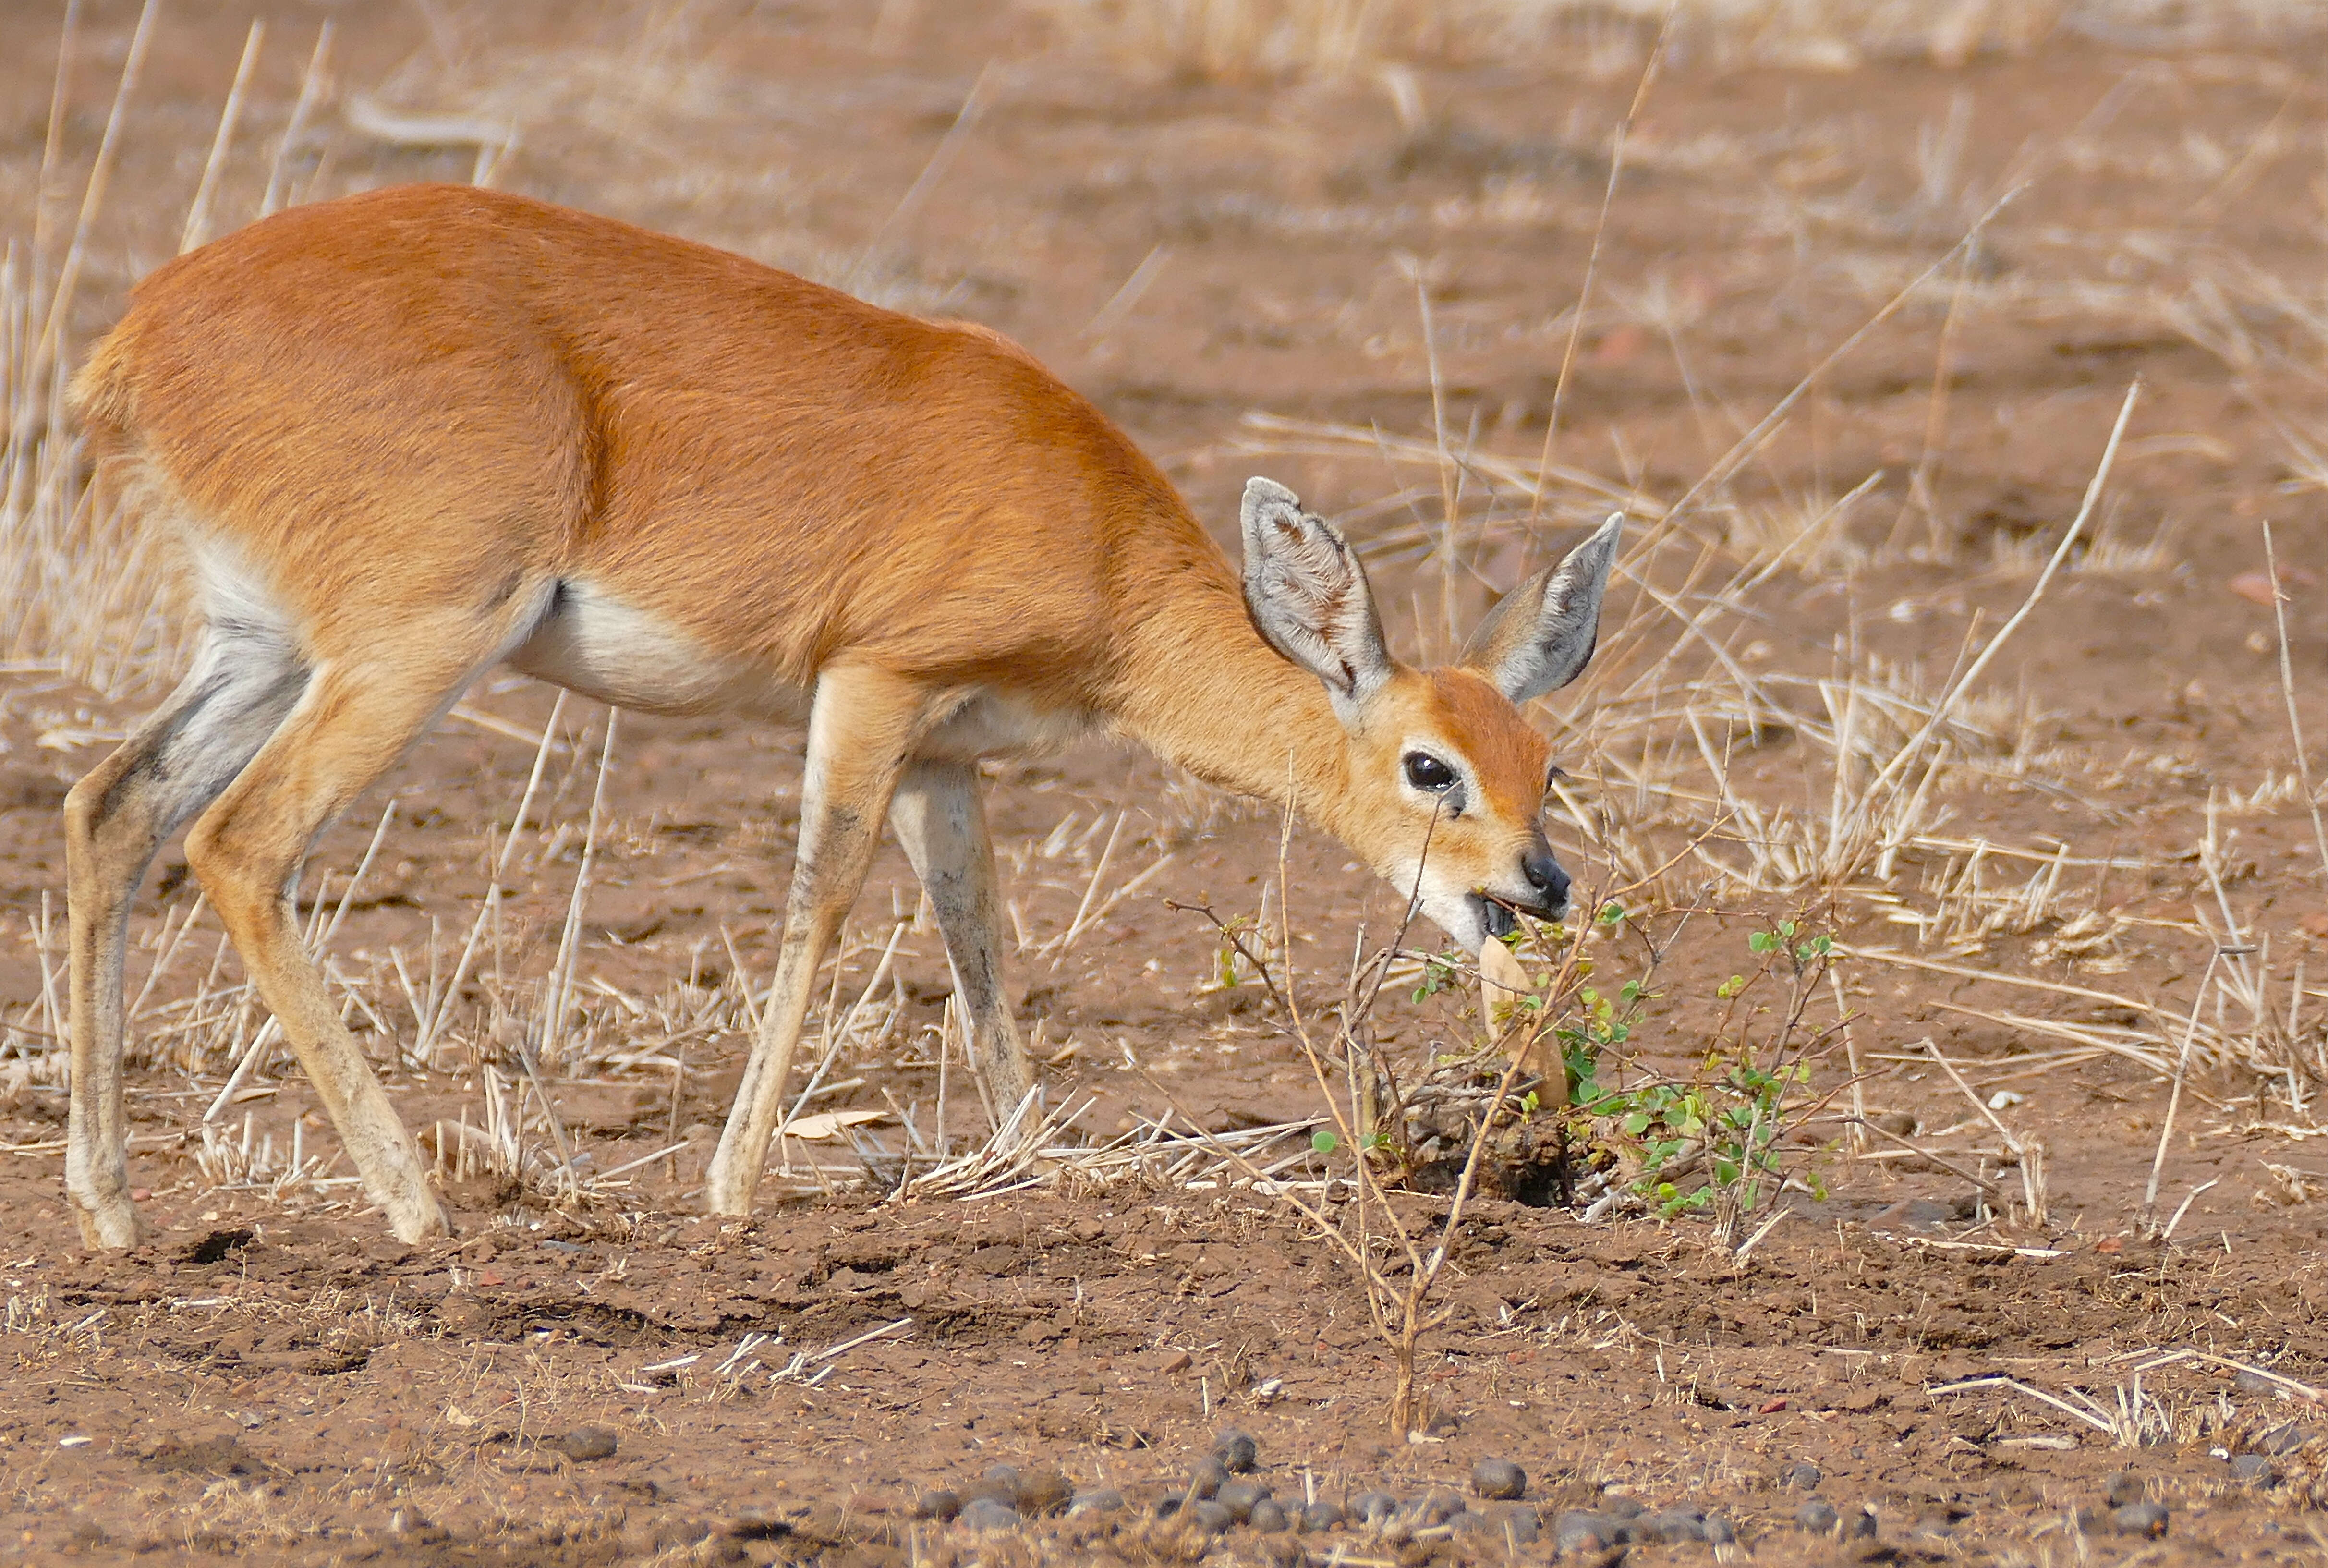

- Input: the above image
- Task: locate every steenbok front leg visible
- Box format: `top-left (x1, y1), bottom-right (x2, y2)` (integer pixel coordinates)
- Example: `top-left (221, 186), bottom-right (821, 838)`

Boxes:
top-left (182, 641), bottom-right (512, 1244)
top-left (890, 760), bottom-right (1031, 1118)
top-left (63, 632), bottom-right (305, 1247)
top-left (705, 667), bottom-right (927, 1217)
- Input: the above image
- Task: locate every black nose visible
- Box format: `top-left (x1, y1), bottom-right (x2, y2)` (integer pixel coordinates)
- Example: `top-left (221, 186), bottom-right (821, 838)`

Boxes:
top-left (1523, 848), bottom-right (1570, 912)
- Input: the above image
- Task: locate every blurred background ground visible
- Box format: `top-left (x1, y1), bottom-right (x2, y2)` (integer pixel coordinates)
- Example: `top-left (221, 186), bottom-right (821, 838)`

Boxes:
top-left (0, 1), bottom-right (2324, 1562)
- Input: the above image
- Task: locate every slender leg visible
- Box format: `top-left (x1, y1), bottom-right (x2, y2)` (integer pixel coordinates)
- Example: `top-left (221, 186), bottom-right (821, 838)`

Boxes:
top-left (705, 665), bottom-right (928, 1216)
top-left (64, 629), bottom-right (307, 1248)
top-left (890, 759), bottom-right (1031, 1118)
top-left (182, 637), bottom-right (511, 1243)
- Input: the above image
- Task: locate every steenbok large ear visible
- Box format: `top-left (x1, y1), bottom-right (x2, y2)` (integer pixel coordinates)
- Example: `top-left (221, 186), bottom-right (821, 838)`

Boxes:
top-left (1240, 476), bottom-right (1393, 727)
top-left (1464, 512), bottom-right (1624, 704)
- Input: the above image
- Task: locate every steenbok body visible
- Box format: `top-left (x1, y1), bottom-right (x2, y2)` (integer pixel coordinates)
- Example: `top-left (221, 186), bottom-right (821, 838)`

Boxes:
top-left (64, 184), bottom-right (1620, 1247)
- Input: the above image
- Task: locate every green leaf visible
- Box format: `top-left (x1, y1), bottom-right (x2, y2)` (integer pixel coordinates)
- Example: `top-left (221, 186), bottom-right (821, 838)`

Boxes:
top-left (1311, 1130), bottom-right (1340, 1154)
top-left (1747, 931), bottom-right (1774, 953)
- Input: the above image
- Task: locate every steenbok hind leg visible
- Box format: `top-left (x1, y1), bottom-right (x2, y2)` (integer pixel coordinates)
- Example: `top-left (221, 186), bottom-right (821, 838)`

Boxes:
top-left (64, 629), bottom-right (305, 1248)
top-left (890, 760), bottom-right (1031, 1119)
top-left (706, 666), bottom-right (928, 1216)
top-left (183, 644), bottom-right (502, 1244)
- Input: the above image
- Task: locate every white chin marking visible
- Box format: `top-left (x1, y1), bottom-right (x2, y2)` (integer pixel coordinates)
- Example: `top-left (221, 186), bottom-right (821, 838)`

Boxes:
top-left (1426, 897), bottom-right (1488, 955)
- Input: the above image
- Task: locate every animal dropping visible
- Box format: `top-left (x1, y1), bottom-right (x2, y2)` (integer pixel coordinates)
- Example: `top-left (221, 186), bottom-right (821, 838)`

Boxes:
top-left (61, 184), bottom-right (1621, 1248)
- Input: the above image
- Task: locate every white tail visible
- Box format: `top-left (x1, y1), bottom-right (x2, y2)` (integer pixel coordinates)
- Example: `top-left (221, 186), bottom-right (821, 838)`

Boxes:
top-left (63, 184), bottom-right (1622, 1246)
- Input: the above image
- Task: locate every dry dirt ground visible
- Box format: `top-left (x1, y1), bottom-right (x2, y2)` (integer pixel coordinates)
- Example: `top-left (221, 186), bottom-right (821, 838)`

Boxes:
top-left (1, 2), bottom-right (2326, 1564)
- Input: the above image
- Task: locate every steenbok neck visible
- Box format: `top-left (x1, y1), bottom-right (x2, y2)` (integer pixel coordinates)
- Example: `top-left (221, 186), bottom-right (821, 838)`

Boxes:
top-left (1105, 536), bottom-right (1357, 831)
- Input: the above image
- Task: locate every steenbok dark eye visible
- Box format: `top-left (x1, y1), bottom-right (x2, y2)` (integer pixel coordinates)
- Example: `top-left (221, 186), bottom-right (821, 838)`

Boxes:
top-left (1403, 752), bottom-right (1456, 792)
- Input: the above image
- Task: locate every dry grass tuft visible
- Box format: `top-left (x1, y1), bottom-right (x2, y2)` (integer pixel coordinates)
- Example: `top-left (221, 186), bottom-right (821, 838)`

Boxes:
top-left (1021, 0), bottom-right (2324, 81)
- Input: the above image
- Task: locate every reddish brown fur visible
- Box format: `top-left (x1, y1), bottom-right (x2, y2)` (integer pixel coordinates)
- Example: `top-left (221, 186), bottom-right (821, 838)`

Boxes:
top-left (63, 185), bottom-right (1592, 1243)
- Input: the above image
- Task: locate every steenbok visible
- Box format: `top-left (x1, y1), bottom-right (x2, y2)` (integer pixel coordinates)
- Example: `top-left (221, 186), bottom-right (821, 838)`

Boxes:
top-left (64, 184), bottom-right (1621, 1246)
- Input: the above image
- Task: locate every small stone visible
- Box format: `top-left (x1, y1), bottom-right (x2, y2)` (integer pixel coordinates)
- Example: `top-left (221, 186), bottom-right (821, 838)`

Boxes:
top-left (554, 1426), bottom-right (618, 1462)
top-left (1484, 1504), bottom-right (1540, 1544)
top-left (1418, 1489), bottom-right (1466, 1524)
top-left (1600, 1492), bottom-right (1644, 1520)
top-left (2257, 1423), bottom-right (2311, 1455)
top-left (1843, 1507), bottom-right (1878, 1540)
top-left (1552, 1511), bottom-right (1617, 1553)
top-left (1067, 1488), bottom-right (1124, 1516)
top-left (1216, 1480), bottom-right (1271, 1522)
top-left (2112, 1501), bottom-right (2169, 1539)
top-left (1704, 1514), bottom-right (1737, 1545)
top-left (1015, 1469), bottom-right (1074, 1517)
top-left (1795, 1499), bottom-right (1841, 1534)
top-left (2104, 1471), bottom-right (2144, 1507)
top-left (1298, 1501), bottom-right (1344, 1532)
top-left (1186, 1456), bottom-right (1227, 1499)
top-left (2229, 1455), bottom-right (2277, 1483)
top-left (913, 1490), bottom-right (962, 1522)
top-left (1471, 1458), bottom-right (1527, 1500)
top-left (1188, 1500), bottom-right (1236, 1534)
top-left (1351, 1491), bottom-right (1399, 1525)
top-left (1249, 1499), bottom-right (1289, 1532)
top-left (1783, 1460), bottom-right (1822, 1489)
top-left (1645, 1507), bottom-right (1707, 1543)
top-left (1213, 1429), bottom-right (1260, 1473)
top-left (982, 1463), bottom-right (1023, 1492)
top-left (958, 1497), bottom-right (1020, 1533)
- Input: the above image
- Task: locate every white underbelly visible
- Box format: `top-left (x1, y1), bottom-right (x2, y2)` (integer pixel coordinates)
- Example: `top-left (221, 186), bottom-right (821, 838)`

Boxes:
top-left (507, 580), bottom-right (805, 720)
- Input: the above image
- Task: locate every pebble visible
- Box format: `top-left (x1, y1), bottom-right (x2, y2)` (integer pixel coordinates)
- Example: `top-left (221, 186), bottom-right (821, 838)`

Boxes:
top-left (913, 1490), bottom-right (962, 1522)
top-left (1782, 1460), bottom-right (1822, 1489)
top-left (1185, 1457), bottom-right (1227, 1500)
top-left (2256, 1423), bottom-right (2312, 1455)
top-left (1351, 1490), bottom-right (1399, 1525)
top-left (2104, 1471), bottom-right (2144, 1507)
top-left (1643, 1506), bottom-right (1706, 1544)
top-left (1188, 1500), bottom-right (1236, 1535)
top-left (1470, 1457), bottom-right (1527, 1500)
top-left (1014, 1469), bottom-right (1074, 1517)
top-left (1215, 1480), bottom-right (1270, 1522)
top-left (1298, 1501), bottom-right (1345, 1532)
top-left (982, 1463), bottom-right (1022, 1492)
top-left (1248, 1499), bottom-right (1289, 1533)
top-left (958, 1497), bottom-right (1020, 1533)
top-left (1213, 1429), bottom-right (1260, 1473)
top-left (553, 1427), bottom-right (618, 1462)
top-left (1843, 1507), bottom-right (1878, 1540)
top-left (1418, 1489), bottom-right (1466, 1524)
top-left (1482, 1505), bottom-right (1540, 1544)
top-left (2235, 1369), bottom-right (2279, 1395)
top-left (1552, 1511), bottom-right (1621, 1553)
top-left (1795, 1499), bottom-right (1841, 1533)
top-left (2113, 1501), bottom-right (2169, 1539)
top-left (1704, 1514), bottom-right (1737, 1545)
top-left (1067, 1488), bottom-right (1124, 1516)
top-left (2229, 1455), bottom-right (2277, 1483)
top-left (1600, 1492), bottom-right (1644, 1519)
